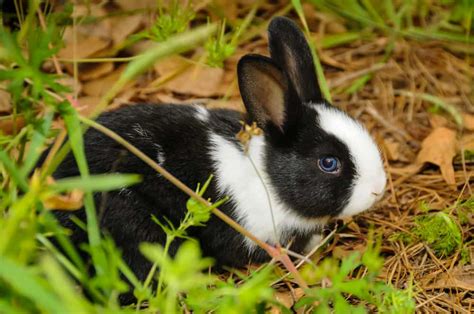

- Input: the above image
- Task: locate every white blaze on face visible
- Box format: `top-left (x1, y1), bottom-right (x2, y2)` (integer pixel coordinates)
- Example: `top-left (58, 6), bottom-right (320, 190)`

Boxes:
top-left (209, 133), bottom-right (325, 251)
top-left (313, 105), bottom-right (387, 217)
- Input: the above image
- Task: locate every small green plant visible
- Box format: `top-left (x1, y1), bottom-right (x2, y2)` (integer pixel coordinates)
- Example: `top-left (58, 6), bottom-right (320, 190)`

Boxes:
top-left (146, 0), bottom-right (195, 42)
top-left (463, 149), bottom-right (474, 162)
top-left (454, 197), bottom-right (473, 225)
top-left (140, 175), bottom-right (227, 306)
top-left (390, 200), bottom-right (469, 260)
top-left (2, 2), bottom-right (469, 313)
top-left (205, 20), bottom-right (236, 68)
top-left (445, 0), bottom-right (474, 32)
top-left (205, 0), bottom-right (259, 68)
top-left (135, 176), bottom-right (275, 313)
top-left (413, 211), bottom-right (463, 257)
top-left (0, 5), bottom-right (220, 312)
top-left (139, 241), bottom-right (216, 313)
top-left (388, 230), bottom-right (414, 245)
top-left (310, 0), bottom-right (473, 38)
top-left (418, 200), bottom-right (432, 213)
top-left (378, 282), bottom-right (416, 314)
top-left (297, 233), bottom-right (416, 313)
top-left (309, 0), bottom-right (473, 94)
top-left (454, 197), bottom-right (473, 264)
top-left (140, 241), bottom-right (277, 313)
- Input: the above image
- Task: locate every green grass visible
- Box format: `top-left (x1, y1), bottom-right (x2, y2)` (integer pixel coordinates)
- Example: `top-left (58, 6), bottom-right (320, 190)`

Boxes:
top-left (205, 20), bottom-right (237, 68)
top-left (413, 212), bottom-right (463, 257)
top-left (132, 0), bottom-right (196, 43)
top-left (310, 0), bottom-right (473, 93)
top-left (299, 233), bottom-right (415, 313)
top-left (2, 0), bottom-right (471, 312)
top-left (390, 199), bottom-right (472, 260)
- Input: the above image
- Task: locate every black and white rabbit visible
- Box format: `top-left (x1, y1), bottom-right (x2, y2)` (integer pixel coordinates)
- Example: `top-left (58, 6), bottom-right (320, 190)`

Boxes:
top-left (52, 16), bottom-right (386, 299)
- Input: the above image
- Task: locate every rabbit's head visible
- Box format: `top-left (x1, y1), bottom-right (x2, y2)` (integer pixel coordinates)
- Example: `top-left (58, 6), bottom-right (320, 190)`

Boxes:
top-left (237, 17), bottom-right (386, 219)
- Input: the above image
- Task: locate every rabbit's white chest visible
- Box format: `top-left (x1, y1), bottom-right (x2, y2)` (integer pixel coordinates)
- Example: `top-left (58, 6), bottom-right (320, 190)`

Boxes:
top-left (210, 133), bottom-right (324, 251)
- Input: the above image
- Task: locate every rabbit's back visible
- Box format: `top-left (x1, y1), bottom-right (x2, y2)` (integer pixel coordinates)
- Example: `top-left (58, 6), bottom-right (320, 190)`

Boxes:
top-left (56, 104), bottom-right (238, 176)
top-left (52, 104), bottom-right (249, 276)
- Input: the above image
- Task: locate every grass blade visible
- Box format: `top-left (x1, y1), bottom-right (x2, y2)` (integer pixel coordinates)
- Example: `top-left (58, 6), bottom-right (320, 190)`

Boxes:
top-left (293, 0), bottom-right (332, 101)
top-left (40, 255), bottom-right (93, 312)
top-left (0, 188), bottom-right (37, 254)
top-left (19, 111), bottom-right (53, 178)
top-left (0, 150), bottom-right (28, 192)
top-left (397, 91), bottom-right (463, 128)
top-left (321, 32), bottom-right (364, 49)
top-left (0, 257), bottom-right (63, 313)
top-left (92, 23), bottom-right (217, 117)
top-left (51, 173), bottom-right (142, 193)
top-left (58, 101), bottom-right (107, 277)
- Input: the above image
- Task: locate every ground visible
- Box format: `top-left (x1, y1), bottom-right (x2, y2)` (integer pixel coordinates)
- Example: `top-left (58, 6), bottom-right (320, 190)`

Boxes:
top-left (1, 0), bottom-right (473, 312)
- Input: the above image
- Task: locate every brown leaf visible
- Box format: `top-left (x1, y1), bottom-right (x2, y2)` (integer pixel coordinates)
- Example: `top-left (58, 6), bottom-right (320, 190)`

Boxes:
top-left (58, 5), bottom-right (111, 62)
top-left (462, 113), bottom-right (474, 131)
top-left (169, 65), bottom-right (225, 97)
top-left (206, 99), bottom-right (245, 112)
top-left (154, 55), bottom-right (191, 77)
top-left (79, 62), bottom-right (114, 81)
top-left (216, 69), bottom-right (239, 97)
top-left (383, 138), bottom-right (401, 161)
top-left (274, 291), bottom-right (294, 309)
top-left (270, 288), bottom-right (307, 314)
top-left (109, 88), bottom-right (138, 109)
top-left (75, 96), bottom-right (102, 116)
top-left (0, 89), bottom-right (12, 113)
top-left (428, 265), bottom-right (474, 291)
top-left (114, 0), bottom-right (158, 10)
top-left (110, 14), bottom-right (143, 46)
top-left (429, 114), bottom-right (450, 129)
top-left (43, 189), bottom-right (84, 211)
top-left (126, 39), bottom-right (155, 56)
top-left (460, 134), bottom-right (474, 151)
top-left (151, 93), bottom-right (185, 104)
top-left (41, 176), bottom-right (84, 210)
top-left (56, 76), bottom-right (82, 95)
top-left (0, 117), bottom-right (25, 135)
top-left (58, 34), bottom-right (111, 60)
top-left (292, 287), bottom-right (305, 301)
top-left (214, 0), bottom-right (238, 21)
top-left (416, 127), bottom-right (458, 186)
top-left (82, 65), bottom-right (128, 97)
top-left (72, 5), bottom-right (111, 38)
top-left (155, 56), bottom-right (227, 97)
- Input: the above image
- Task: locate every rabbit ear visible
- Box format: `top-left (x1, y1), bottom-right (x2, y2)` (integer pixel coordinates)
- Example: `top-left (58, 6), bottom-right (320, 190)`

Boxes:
top-left (238, 54), bottom-right (299, 131)
top-left (268, 16), bottom-right (323, 103)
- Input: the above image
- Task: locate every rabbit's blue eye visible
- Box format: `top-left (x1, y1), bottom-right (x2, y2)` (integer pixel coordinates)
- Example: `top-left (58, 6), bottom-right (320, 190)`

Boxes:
top-left (318, 157), bottom-right (340, 173)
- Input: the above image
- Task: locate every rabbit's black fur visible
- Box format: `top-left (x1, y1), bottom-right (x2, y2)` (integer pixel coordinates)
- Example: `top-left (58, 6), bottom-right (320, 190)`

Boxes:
top-left (49, 17), bottom-right (386, 304)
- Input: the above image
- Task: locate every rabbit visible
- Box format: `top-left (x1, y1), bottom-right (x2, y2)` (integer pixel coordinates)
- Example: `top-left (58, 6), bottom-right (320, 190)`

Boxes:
top-left (50, 16), bottom-right (386, 303)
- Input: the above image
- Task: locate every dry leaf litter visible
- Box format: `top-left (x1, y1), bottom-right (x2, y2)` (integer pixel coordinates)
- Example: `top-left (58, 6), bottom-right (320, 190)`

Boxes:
top-left (1, 1), bottom-right (473, 312)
